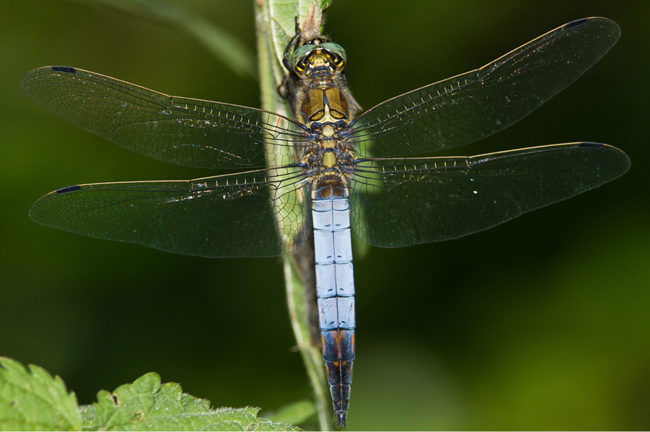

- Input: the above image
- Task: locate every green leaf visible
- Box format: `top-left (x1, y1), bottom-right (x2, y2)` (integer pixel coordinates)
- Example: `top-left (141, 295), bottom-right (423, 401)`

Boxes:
top-left (70, 0), bottom-right (257, 78)
top-left (264, 400), bottom-right (317, 425)
top-left (0, 358), bottom-right (299, 431)
top-left (0, 357), bottom-right (82, 431)
top-left (80, 372), bottom-right (299, 431)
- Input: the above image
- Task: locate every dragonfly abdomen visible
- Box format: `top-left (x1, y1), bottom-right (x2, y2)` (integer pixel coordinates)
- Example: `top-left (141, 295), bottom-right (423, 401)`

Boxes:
top-left (312, 183), bottom-right (355, 428)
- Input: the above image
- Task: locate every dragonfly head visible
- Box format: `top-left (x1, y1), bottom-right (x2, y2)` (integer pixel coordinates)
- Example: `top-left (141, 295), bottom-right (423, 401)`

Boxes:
top-left (291, 39), bottom-right (347, 77)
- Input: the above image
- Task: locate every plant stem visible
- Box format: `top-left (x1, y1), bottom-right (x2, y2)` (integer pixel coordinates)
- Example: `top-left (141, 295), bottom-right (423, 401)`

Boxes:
top-left (254, 1), bottom-right (332, 430)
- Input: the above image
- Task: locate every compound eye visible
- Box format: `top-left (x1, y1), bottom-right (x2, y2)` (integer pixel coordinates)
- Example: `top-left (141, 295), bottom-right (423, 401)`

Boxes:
top-left (319, 42), bottom-right (347, 69)
top-left (291, 44), bottom-right (317, 74)
top-left (295, 58), bottom-right (308, 75)
top-left (332, 54), bottom-right (345, 69)
top-left (325, 52), bottom-right (344, 69)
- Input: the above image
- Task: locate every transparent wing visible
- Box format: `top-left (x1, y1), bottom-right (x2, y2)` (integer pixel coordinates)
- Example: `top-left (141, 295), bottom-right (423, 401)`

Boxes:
top-left (21, 66), bottom-right (306, 169)
top-left (351, 17), bottom-right (621, 158)
top-left (350, 143), bottom-right (630, 247)
top-left (30, 167), bottom-right (311, 258)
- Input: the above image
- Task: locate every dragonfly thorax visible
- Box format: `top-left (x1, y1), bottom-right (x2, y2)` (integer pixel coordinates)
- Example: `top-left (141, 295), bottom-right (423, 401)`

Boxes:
top-left (301, 136), bottom-right (356, 179)
top-left (300, 86), bottom-right (350, 123)
top-left (293, 52), bottom-right (357, 199)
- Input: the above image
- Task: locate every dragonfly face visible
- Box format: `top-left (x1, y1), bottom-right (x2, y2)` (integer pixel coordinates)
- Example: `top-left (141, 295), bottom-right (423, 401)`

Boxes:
top-left (289, 41), bottom-right (347, 78)
top-left (22, 16), bottom-right (630, 428)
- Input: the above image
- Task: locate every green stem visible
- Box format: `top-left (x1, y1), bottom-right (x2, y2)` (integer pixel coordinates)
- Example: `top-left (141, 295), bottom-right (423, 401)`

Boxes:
top-left (283, 256), bottom-right (332, 431)
top-left (254, 1), bottom-right (332, 430)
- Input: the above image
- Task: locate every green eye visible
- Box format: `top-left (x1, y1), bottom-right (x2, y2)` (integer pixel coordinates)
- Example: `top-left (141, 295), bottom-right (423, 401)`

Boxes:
top-left (320, 42), bottom-right (347, 64)
top-left (290, 45), bottom-right (316, 71)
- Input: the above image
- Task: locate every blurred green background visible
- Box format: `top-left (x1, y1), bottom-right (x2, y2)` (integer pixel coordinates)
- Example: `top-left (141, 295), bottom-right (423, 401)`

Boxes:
top-left (1, 0), bottom-right (648, 430)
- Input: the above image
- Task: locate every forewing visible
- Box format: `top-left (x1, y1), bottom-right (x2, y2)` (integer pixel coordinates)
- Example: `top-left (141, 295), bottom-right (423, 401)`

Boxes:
top-left (30, 167), bottom-right (311, 258)
top-left (351, 18), bottom-right (620, 157)
top-left (21, 66), bottom-right (305, 169)
top-left (350, 143), bottom-right (630, 247)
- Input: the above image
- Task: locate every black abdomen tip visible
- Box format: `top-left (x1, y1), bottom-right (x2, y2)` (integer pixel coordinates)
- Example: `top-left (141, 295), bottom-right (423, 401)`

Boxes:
top-left (336, 411), bottom-right (347, 428)
top-left (51, 66), bottom-right (76, 74)
top-left (565, 18), bottom-right (588, 30)
top-left (56, 185), bottom-right (82, 194)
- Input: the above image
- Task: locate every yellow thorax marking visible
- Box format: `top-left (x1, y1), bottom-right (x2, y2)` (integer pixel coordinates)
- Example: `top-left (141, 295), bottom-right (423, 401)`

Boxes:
top-left (322, 151), bottom-right (337, 168)
top-left (322, 124), bottom-right (335, 137)
top-left (302, 86), bottom-right (348, 124)
top-left (322, 104), bottom-right (336, 123)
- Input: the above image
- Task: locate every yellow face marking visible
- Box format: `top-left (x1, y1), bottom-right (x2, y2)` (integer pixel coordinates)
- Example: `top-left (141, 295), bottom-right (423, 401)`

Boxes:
top-left (311, 56), bottom-right (327, 68)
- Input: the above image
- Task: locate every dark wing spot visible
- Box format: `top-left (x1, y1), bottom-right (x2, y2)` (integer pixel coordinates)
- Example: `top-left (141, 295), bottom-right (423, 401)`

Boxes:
top-left (578, 142), bottom-right (603, 148)
top-left (51, 66), bottom-right (76, 74)
top-left (565, 18), bottom-right (588, 30)
top-left (56, 185), bottom-right (82, 194)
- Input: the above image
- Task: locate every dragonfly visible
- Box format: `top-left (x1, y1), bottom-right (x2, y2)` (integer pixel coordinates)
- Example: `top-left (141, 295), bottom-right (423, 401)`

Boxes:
top-left (22, 16), bottom-right (629, 428)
